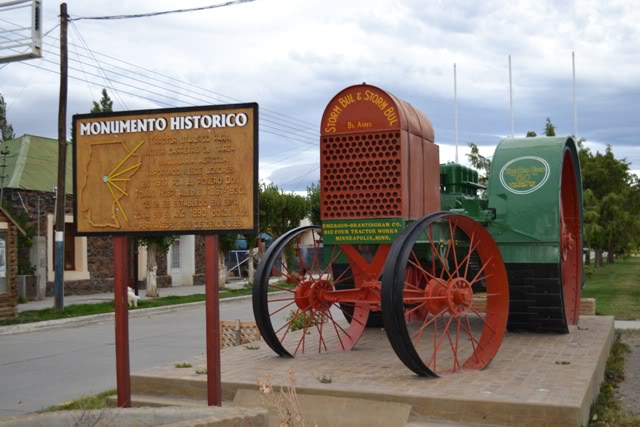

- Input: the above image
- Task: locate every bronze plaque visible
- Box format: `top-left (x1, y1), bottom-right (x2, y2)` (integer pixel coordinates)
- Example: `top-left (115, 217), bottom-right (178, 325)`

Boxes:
top-left (72, 104), bottom-right (258, 236)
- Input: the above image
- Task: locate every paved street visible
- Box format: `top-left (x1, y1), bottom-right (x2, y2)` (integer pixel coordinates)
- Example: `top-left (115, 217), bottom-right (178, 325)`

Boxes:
top-left (0, 297), bottom-right (255, 417)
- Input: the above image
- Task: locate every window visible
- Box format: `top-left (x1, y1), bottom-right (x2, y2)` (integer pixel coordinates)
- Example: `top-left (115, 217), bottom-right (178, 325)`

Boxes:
top-left (52, 226), bottom-right (76, 271)
top-left (171, 239), bottom-right (181, 269)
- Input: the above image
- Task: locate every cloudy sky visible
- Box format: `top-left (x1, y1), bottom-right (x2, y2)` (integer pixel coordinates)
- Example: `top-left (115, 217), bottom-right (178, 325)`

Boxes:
top-left (1, 0), bottom-right (638, 191)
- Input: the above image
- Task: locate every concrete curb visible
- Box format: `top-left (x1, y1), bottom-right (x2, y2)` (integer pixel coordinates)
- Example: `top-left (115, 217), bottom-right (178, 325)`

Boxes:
top-left (0, 293), bottom-right (257, 336)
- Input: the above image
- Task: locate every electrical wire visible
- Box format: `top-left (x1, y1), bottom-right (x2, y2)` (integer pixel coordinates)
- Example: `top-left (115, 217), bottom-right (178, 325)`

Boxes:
top-left (42, 35), bottom-right (319, 130)
top-left (1, 16), bottom-right (319, 137)
top-left (69, 0), bottom-right (255, 21)
top-left (278, 166), bottom-right (320, 188)
top-left (70, 22), bottom-right (128, 110)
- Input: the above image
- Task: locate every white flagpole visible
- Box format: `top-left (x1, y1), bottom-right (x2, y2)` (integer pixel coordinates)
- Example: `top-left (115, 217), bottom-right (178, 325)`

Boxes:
top-left (572, 51), bottom-right (577, 139)
top-left (509, 55), bottom-right (514, 137)
top-left (454, 63), bottom-right (458, 163)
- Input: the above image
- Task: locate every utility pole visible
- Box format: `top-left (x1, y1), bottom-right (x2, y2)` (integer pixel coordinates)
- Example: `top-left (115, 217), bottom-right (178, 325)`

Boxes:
top-left (54, 1), bottom-right (68, 311)
top-left (453, 63), bottom-right (458, 164)
top-left (572, 51), bottom-right (577, 140)
top-left (508, 55), bottom-right (514, 137)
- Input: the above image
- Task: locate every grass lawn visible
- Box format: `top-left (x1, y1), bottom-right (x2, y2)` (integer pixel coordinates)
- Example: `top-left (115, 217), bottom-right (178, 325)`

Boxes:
top-left (583, 256), bottom-right (640, 320)
top-left (0, 287), bottom-right (254, 327)
top-left (42, 389), bottom-right (115, 412)
top-left (589, 331), bottom-right (640, 426)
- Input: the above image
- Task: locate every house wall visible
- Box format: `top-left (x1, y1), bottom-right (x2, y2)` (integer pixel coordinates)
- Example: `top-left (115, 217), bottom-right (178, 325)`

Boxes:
top-left (0, 213), bottom-right (19, 320)
top-left (3, 189), bottom-right (172, 295)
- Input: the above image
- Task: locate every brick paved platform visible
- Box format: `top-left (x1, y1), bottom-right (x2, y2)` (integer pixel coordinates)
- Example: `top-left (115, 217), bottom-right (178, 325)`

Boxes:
top-left (131, 315), bottom-right (614, 427)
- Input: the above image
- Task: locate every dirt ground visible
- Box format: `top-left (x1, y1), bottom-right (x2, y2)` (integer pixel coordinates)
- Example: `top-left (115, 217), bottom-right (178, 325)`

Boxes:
top-left (617, 331), bottom-right (640, 416)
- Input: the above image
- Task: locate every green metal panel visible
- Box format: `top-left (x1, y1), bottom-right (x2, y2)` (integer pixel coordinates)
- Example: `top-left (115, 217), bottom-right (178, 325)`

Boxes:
top-left (439, 163), bottom-right (491, 223)
top-left (486, 136), bottom-right (583, 264)
top-left (2, 134), bottom-right (73, 194)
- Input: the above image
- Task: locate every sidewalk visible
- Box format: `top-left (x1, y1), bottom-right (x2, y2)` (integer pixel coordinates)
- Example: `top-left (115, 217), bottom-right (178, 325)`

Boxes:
top-left (17, 279), bottom-right (249, 313)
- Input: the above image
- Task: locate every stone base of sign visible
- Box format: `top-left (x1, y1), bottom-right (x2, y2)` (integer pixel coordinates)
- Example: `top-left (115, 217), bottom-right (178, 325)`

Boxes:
top-left (128, 315), bottom-right (614, 427)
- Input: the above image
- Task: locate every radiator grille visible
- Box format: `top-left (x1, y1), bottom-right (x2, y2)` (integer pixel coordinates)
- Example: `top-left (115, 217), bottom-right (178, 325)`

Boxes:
top-left (321, 131), bottom-right (402, 219)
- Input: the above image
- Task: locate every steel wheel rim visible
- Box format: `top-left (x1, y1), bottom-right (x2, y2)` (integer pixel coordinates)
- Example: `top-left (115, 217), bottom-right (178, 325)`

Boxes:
top-left (252, 226), bottom-right (368, 357)
top-left (382, 212), bottom-right (509, 377)
top-left (560, 149), bottom-right (582, 325)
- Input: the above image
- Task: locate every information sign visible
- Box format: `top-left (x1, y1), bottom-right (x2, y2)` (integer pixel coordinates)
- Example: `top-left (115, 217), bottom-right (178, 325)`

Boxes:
top-left (322, 219), bottom-right (405, 244)
top-left (73, 104), bottom-right (258, 235)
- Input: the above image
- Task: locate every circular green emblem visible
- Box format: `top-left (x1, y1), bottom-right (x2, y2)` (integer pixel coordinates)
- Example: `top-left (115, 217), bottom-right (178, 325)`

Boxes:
top-left (499, 156), bottom-right (550, 195)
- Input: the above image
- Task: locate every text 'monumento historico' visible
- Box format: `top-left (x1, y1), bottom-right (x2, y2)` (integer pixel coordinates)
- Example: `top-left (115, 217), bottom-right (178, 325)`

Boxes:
top-left (72, 104), bottom-right (258, 236)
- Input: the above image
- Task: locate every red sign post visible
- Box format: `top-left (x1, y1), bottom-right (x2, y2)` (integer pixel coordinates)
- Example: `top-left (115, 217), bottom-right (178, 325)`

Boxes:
top-left (204, 236), bottom-right (222, 405)
top-left (113, 236), bottom-right (131, 407)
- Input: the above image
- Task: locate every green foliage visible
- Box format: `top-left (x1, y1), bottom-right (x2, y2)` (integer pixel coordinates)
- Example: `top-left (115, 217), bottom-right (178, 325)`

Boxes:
top-left (466, 143), bottom-right (491, 187)
top-left (286, 309), bottom-right (322, 332)
top-left (43, 389), bottom-right (115, 412)
top-left (307, 182), bottom-right (321, 225)
top-left (589, 331), bottom-right (639, 426)
top-left (137, 235), bottom-right (175, 254)
top-left (195, 368), bottom-right (207, 375)
top-left (578, 141), bottom-right (639, 260)
top-left (0, 93), bottom-right (15, 142)
top-left (525, 131), bottom-right (537, 137)
top-left (543, 117), bottom-right (556, 136)
top-left (175, 362), bottom-right (192, 368)
top-left (219, 234), bottom-right (237, 255)
top-left (260, 182), bottom-right (310, 237)
top-left (244, 181), bottom-right (310, 247)
top-left (91, 89), bottom-right (114, 113)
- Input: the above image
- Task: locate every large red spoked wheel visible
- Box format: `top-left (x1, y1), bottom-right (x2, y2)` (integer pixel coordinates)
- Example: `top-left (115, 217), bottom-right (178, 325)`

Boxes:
top-left (253, 225), bottom-right (370, 357)
top-left (560, 149), bottom-right (582, 325)
top-left (382, 212), bottom-right (509, 377)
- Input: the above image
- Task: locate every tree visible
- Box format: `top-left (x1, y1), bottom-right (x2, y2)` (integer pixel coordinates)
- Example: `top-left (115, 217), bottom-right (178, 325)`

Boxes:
top-left (307, 182), bottom-right (321, 225)
top-left (543, 118), bottom-right (556, 136)
top-left (466, 143), bottom-right (491, 191)
top-left (0, 93), bottom-right (15, 142)
top-left (244, 182), bottom-right (310, 286)
top-left (525, 131), bottom-right (537, 137)
top-left (91, 89), bottom-right (114, 113)
top-left (138, 236), bottom-right (174, 297)
top-left (582, 189), bottom-right (602, 267)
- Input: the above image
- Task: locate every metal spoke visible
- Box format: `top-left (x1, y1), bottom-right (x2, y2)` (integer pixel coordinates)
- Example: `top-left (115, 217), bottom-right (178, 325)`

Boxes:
top-left (469, 306), bottom-right (497, 335)
top-left (268, 284), bottom-right (296, 293)
top-left (331, 303), bottom-right (366, 327)
top-left (269, 300), bottom-right (296, 317)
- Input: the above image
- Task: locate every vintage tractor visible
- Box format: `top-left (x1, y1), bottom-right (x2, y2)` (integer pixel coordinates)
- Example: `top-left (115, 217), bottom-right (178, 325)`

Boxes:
top-left (252, 84), bottom-right (583, 377)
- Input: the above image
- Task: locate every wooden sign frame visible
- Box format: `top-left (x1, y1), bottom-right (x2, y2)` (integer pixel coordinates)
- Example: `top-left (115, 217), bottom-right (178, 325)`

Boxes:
top-left (72, 103), bottom-right (259, 237)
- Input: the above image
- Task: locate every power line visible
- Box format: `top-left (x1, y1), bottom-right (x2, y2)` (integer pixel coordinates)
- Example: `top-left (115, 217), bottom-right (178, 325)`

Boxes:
top-left (2, 49), bottom-right (322, 147)
top-left (1, 16), bottom-right (319, 136)
top-left (37, 41), bottom-right (320, 139)
top-left (278, 166), bottom-right (320, 188)
top-left (43, 34), bottom-right (319, 130)
top-left (69, 0), bottom-right (255, 21)
top-left (70, 22), bottom-right (127, 110)
top-left (27, 43), bottom-right (320, 145)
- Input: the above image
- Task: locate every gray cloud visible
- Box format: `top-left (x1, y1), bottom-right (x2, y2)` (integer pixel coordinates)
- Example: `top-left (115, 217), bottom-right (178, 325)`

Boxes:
top-left (0, 0), bottom-right (638, 192)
